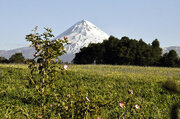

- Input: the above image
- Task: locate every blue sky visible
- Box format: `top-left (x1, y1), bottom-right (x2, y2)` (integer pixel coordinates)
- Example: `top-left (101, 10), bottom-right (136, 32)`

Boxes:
top-left (0, 0), bottom-right (180, 50)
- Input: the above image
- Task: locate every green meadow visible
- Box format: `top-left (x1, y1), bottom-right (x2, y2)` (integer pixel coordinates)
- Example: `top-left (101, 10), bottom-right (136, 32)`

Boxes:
top-left (0, 64), bottom-right (179, 118)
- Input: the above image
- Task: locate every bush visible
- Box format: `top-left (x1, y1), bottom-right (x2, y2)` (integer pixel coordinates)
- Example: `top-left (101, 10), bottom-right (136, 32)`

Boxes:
top-left (9, 53), bottom-right (25, 63)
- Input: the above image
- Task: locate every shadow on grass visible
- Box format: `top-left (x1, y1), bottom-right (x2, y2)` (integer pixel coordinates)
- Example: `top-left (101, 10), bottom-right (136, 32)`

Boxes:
top-left (170, 104), bottom-right (179, 119)
top-left (162, 80), bottom-right (180, 119)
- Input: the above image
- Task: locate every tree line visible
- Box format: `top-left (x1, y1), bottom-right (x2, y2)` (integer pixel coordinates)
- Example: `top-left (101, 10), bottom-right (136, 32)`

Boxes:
top-left (0, 53), bottom-right (26, 64)
top-left (73, 36), bottom-right (180, 67)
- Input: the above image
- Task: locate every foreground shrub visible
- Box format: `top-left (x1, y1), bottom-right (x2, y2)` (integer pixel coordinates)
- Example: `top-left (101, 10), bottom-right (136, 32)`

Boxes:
top-left (25, 26), bottom-right (68, 118)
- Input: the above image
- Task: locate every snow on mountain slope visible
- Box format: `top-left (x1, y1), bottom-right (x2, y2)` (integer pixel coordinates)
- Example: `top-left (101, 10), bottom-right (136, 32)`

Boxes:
top-left (55, 20), bottom-right (109, 56)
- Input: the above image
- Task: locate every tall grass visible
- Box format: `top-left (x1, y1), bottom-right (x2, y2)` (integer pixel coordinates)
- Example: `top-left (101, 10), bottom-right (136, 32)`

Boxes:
top-left (0, 64), bottom-right (179, 118)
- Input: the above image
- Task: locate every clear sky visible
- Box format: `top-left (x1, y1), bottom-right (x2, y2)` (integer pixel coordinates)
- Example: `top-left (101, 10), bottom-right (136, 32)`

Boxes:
top-left (0, 0), bottom-right (180, 50)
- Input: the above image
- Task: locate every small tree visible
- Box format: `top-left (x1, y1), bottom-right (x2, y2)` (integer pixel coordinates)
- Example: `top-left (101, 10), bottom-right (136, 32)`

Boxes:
top-left (159, 50), bottom-right (179, 67)
top-left (9, 53), bottom-right (25, 63)
top-left (25, 26), bottom-right (68, 118)
top-left (151, 39), bottom-right (162, 65)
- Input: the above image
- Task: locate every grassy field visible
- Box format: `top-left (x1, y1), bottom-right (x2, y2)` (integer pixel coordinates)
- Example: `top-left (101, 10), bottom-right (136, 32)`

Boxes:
top-left (0, 64), bottom-right (179, 118)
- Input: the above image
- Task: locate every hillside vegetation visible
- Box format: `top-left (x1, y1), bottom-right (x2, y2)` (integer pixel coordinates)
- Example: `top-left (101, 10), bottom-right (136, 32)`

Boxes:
top-left (0, 64), bottom-right (179, 118)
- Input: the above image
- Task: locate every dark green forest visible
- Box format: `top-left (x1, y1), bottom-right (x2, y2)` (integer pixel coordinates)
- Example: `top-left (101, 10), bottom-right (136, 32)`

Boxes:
top-left (73, 36), bottom-right (180, 67)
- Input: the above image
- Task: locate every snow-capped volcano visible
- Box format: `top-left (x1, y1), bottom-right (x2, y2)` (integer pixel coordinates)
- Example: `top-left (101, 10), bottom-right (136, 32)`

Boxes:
top-left (55, 20), bottom-right (109, 55)
top-left (0, 20), bottom-right (109, 63)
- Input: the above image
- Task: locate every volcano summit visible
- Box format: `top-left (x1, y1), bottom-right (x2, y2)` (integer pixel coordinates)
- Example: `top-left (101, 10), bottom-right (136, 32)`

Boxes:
top-left (56, 20), bottom-right (109, 62)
